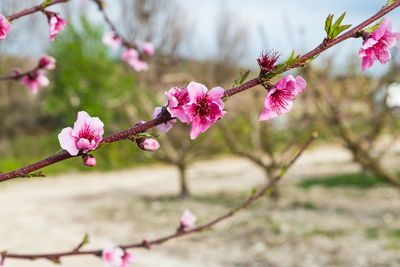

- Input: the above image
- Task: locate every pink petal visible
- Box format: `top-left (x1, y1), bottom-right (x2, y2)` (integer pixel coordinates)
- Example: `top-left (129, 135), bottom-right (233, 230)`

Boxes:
top-left (187, 82), bottom-right (208, 102)
top-left (72, 111), bottom-right (91, 133)
top-left (360, 38), bottom-right (378, 51)
top-left (293, 76), bottom-right (307, 96)
top-left (373, 17), bottom-right (391, 40)
top-left (190, 116), bottom-right (211, 139)
top-left (376, 49), bottom-right (391, 65)
top-left (58, 127), bottom-right (79, 155)
top-left (258, 108), bottom-right (278, 121)
top-left (361, 56), bottom-right (375, 71)
top-left (208, 86), bottom-right (225, 101)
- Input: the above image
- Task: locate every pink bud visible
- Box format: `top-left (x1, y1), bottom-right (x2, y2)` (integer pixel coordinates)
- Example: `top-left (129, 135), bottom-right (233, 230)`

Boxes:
top-left (102, 247), bottom-right (124, 266)
top-left (121, 253), bottom-right (134, 267)
top-left (136, 138), bottom-right (160, 152)
top-left (180, 209), bottom-right (196, 228)
top-left (83, 154), bottom-right (96, 167)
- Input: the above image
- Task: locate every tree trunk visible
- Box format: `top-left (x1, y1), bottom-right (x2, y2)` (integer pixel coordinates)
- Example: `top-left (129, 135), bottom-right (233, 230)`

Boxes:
top-left (178, 164), bottom-right (190, 197)
top-left (263, 168), bottom-right (279, 201)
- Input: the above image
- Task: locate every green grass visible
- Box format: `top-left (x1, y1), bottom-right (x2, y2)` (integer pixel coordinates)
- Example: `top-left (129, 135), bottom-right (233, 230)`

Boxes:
top-left (297, 172), bottom-right (390, 189)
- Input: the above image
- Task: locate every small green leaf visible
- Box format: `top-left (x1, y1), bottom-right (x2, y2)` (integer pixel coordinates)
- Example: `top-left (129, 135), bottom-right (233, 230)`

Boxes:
top-left (233, 70), bottom-right (250, 87)
top-left (325, 14), bottom-right (334, 35)
top-left (331, 24), bottom-right (352, 39)
top-left (365, 18), bottom-right (384, 33)
top-left (332, 12), bottom-right (346, 31)
top-left (41, 0), bottom-right (53, 7)
top-left (138, 132), bottom-right (155, 138)
top-left (48, 257), bottom-right (61, 264)
top-left (81, 233), bottom-right (90, 246)
top-left (385, 0), bottom-right (397, 7)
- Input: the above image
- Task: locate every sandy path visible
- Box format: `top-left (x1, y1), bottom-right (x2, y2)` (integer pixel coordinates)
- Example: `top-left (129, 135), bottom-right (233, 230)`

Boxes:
top-left (0, 144), bottom-right (396, 267)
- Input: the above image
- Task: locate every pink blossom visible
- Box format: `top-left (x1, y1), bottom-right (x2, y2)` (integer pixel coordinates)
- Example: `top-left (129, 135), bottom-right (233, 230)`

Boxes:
top-left (103, 31), bottom-right (122, 50)
top-left (121, 49), bottom-right (149, 72)
top-left (0, 14), bottom-right (11, 40)
top-left (102, 247), bottom-right (124, 267)
top-left (183, 82), bottom-right (226, 139)
top-left (153, 107), bottom-right (176, 133)
top-left (165, 87), bottom-right (191, 123)
top-left (83, 154), bottom-right (96, 167)
top-left (47, 12), bottom-right (67, 42)
top-left (121, 253), bottom-right (134, 267)
top-left (39, 54), bottom-right (56, 70)
top-left (136, 138), bottom-right (160, 152)
top-left (259, 75), bottom-right (306, 121)
top-left (21, 70), bottom-right (49, 94)
top-left (58, 111), bottom-right (104, 156)
top-left (359, 17), bottom-right (400, 71)
top-left (135, 40), bottom-right (155, 56)
top-left (180, 209), bottom-right (197, 228)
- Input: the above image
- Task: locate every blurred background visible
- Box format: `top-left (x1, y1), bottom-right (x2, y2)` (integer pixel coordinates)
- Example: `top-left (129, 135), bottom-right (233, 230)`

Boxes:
top-left (1, 0), bottom-right (400, 266)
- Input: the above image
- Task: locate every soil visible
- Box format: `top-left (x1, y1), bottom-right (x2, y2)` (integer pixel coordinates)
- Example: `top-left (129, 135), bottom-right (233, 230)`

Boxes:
top-left (1, 144), bottom-right (400, 267)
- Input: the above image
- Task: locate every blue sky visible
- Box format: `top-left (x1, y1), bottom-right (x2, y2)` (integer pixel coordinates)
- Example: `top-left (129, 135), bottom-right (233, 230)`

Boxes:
top-left (176, 0), bottom-right (400, 73)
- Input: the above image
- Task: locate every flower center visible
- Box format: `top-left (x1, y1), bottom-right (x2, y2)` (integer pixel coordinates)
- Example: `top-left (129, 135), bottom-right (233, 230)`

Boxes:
top-left (176, 90), bottom-right (189, 106)
top-left (79, 123), bottom-right (97, 142)
top-left (195, 95), bottom-right (211, 118)
top-left (270, 89), bottom-right (294, 113)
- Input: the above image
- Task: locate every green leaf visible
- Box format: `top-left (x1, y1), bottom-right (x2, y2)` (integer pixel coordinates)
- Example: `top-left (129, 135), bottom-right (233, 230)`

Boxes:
top-left (365, 18), bottom-right (384, 33)
top-left (41, 0), bottom-right (53, 7)
top-left (233, 70), bottom-right (250, 87)
top-left (48, 257), bottom-right (61, 264)
top-left (331, 24), bottom-right (352, 39)
top-left (138, 132), bottom-right (155, 139)
top-left (385, 0), bottom-right (397, 7)
top-left (81, 233), bottom-right (90, 246)
top-left (332, 12), bottom-right (346, 32)
top-left (324, 14), bottom-right (334, 36)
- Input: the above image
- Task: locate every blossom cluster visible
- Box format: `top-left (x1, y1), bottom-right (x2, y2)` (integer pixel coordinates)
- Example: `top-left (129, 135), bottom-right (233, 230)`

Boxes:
top-left (14, 54), bottom-right (56, 94)
top-left (102, 247), bottom-right (133, 267)
top-left (102, 31), bottom-right (155, 72)
top-left (155, 82), bottom-right (227, 139)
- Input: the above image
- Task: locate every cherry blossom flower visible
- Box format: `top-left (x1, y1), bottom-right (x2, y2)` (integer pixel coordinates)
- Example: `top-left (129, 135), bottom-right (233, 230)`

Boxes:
top-left (0, 14), bottom-right (11, 40)
top-left (153, 106), bottom-right (176, 133)
top-left (103, 31), bottom-right (122, 50)
top-left (165, 86), bottom-right (191, 123)
top-left (259, 75), bottom-right (306, 121)
top-left (58, 111), bottom-right (104, 156)
top-left (183, 82), bottom-right (226, 139)
top-left (121, 253), bottom-right (134, 267)
top-left (46, 12), bottom-right (67, 42)
top-left (102, 247), bottom-right (124, 267)
top-left (21, 70), bottom-right (49, 94)
top-left (39, 54), bottom-right (56, 70)
top-left (359, 17), bottom-right (400, 71)
top-left (121, 49), bottom-right (149, 72)
top-left (136, 137), bottom-right (160, 152)
top-left (180, 209), bottom-right (197, 228)
top-left (83, 154), bottom-right (96, 167)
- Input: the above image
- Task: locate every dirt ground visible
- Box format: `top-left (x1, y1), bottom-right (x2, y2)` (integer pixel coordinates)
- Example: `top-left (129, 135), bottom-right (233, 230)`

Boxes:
top-left (1, 144), bottom-right (400, 267)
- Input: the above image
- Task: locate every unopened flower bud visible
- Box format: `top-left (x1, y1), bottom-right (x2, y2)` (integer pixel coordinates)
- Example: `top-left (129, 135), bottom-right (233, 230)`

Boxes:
top-left (135, 137), bottom-right (160, 152)
top-left (83, 154), bottom-right (96, 167)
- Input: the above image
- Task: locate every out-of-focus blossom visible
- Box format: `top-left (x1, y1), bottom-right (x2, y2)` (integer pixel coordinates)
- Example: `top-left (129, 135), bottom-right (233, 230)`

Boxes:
top-left (165, 87), bottom-right (191, 123)
top-left (21, 70), bottom-right (49, 94)
top-left (58, 111), bottom-right (104, 156)
top-left (120, 253), bottom-right (134, 267)
top-left (386, 83), bottom-right (400, 108)
top-left (0, 14), bottom-right (11, 40)
top-left (103, 31), bottom-right (122, 50)
top-left (39, 54), bottom-right (56, 70)
top-left (259, 75), bottom-right (306, 121)
top-left (135, 40), bottom-right (155, 56)
top-left (153, 106), bottom-right (176, 133)
top-left (359, 17), bottom-right (400, 71)
top-left (183, 82), bottom-right (226, 139)
top-left (47, 12), bottom-right (67, 42)
top-left (102, 247), bottom-right (124, 267)
top-left (121, 49), bottom-right (149, 72)
top-left (180, 209), bottom-right (197, 228)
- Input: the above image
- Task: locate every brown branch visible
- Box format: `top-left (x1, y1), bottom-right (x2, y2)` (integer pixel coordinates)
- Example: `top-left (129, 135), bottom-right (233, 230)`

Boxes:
top-left (2, 133), bottom-right (317, 263)
top-left (6, 0), bottom-right (71, 21)
top-left (0, 67), bottom-right (40, 81)
top-left (1, 1), bottom-right (399, 182)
